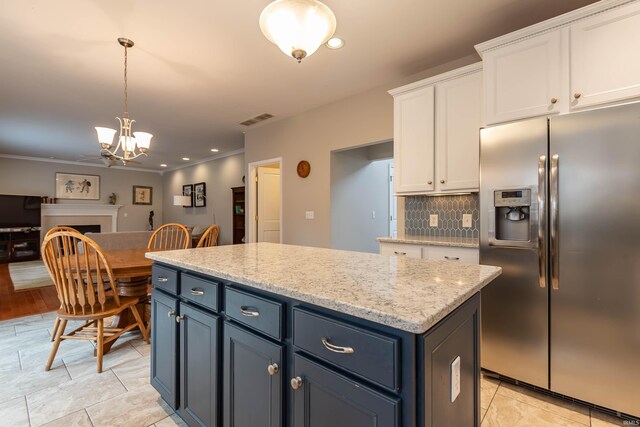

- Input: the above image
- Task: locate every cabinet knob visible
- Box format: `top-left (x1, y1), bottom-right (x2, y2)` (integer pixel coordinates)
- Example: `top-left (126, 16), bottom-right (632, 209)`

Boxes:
top-left (428, 181), bottom-right (433, 185)
top-left (167, 310), bottom-right (176, 318)
top-left (267, 363), bottom-right (279, 376)
top-left (440, 180), bottom-right (445, 184)
top-left (175, 315), bottom-right (184, 323)
top-left (290, 376), bottom-right (303, 390)
top-left (550, 97), bottom-right (558, 104)
top-left (574, 92), bottom-right (582, 99)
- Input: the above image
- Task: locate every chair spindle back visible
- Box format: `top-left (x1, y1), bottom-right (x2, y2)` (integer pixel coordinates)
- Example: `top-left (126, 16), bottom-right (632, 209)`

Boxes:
top-left (148, 223), bottom-right (190, 250)
top-left (196, 225), bottom-right (220, 248)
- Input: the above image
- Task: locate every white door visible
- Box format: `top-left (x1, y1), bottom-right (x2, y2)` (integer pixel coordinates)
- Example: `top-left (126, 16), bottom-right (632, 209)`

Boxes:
top-left (435, 70), bottom-right (482, 192)
top-left (257, 166), bottom-right (281, 243)
top-left (388, 164), bottom-right (397, 238)
top-left (483, 29), bottom-right (565, 125)
top-left (393, 85), bottom-right (435, 194)
top-left (570, 2), bottom-right (640, 110)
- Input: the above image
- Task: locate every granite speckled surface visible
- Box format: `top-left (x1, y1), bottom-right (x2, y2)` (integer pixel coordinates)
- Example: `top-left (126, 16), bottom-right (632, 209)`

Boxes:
top-left (147, 243), bottom-right (500, 334)
top-left (377, 235), bottom-right (479, 248)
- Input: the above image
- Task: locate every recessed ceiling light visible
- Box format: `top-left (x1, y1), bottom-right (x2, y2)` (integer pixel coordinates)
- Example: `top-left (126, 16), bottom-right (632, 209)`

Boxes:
top-left (211, 148), bottom-right (219, 152)
top-left (49, 156), bottom-right (56, 159)
top-left (326, 37), bottom-right (344, 49)
top-left (160, 164), bottom-right (167, 167)
top-left (182, 157), bottom-right (190, 161)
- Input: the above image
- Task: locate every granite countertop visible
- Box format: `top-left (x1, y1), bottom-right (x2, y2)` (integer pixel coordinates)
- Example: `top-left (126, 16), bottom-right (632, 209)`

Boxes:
top-left (147, 243), bottom-right (499, 334)
top-left (377, 235), bottom-right (479, 248)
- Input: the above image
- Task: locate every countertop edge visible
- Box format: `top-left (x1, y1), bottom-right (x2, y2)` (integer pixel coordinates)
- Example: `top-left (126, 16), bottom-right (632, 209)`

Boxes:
top-left (377, 237), bottom-right (479, 248)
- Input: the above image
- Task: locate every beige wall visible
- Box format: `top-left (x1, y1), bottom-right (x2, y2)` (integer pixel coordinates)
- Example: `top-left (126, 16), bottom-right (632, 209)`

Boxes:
top-left (0, 157), bottom-right (163, 231)
top-left (162, 152), bottom-right (245, 246)
top-left (245, 54), bottom-right (479, 248)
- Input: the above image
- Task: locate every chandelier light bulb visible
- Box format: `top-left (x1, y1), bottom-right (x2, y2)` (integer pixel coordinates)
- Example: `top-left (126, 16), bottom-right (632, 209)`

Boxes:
top-left (260, 0), bottom-right (337, 63)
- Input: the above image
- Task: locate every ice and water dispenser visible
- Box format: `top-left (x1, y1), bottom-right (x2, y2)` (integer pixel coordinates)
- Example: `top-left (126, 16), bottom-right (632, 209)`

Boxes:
top-left (488, 188), bottom-right (537, 248)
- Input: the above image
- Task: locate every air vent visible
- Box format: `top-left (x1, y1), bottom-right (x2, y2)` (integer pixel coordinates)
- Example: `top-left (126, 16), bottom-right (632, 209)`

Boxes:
top-left (240, 113), bottom-right (274, 126)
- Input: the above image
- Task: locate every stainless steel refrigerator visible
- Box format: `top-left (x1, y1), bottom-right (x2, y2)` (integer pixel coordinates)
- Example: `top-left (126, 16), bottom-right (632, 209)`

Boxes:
top-left (480, 102), bottom-right (640, 417)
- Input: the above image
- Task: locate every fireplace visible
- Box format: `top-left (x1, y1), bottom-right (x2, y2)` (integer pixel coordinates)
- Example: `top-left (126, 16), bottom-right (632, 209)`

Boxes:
top-left (62, 225), bottom-right (101, 234)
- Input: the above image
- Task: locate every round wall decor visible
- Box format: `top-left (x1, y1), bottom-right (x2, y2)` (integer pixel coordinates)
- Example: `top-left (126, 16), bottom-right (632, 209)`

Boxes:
top-left (297, 160), bottom-right (311, 178)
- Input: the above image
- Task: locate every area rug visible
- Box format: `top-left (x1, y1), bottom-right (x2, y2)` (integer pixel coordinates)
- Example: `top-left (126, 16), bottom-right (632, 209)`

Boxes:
top-left (8, 260), bottom-right (54, 291)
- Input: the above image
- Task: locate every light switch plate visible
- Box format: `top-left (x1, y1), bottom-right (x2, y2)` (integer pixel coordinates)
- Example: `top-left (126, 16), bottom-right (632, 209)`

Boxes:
top-left (451, 356), bottom-right (461, 402)
top-left (462, 214), bottom-right (472, 228)
top-left (305, 211), bottom-right (314, 220)
top-left (429, 214), bottom-right (438, 227)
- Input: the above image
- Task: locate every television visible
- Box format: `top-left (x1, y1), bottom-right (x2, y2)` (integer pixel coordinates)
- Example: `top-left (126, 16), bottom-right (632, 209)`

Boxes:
top-left (0, 195), bottom-right (42, 228)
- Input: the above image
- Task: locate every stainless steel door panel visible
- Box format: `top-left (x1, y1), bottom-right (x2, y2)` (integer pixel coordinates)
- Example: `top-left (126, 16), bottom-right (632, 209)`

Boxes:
top-left (550, 103), bottom-right (640, 417)
top-left (480, 117), bottom-right (549, 388)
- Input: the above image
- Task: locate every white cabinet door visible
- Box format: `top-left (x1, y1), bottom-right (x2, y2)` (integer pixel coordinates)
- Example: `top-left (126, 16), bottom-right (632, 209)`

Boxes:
top-left (393, 86), bottom-right (435, 194)
top-left (379, 242), bottom-right (422, 258)
top-left (483, 30), bottom-right (565, 125)
top-left (424, 246), bottom-right (479, 264)
top-left (570, 2), bottom-right (640, 110)
top-left (435, 71), bottom-right (482, 192)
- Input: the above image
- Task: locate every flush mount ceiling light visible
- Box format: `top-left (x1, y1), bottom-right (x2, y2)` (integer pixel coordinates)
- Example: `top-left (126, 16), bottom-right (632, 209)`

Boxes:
top-left (259, 0), bottom-right (337, 63)
top-left (95, 38), bottom-right (152, 165)
top-left (326, 37), bottom-right (344, 49)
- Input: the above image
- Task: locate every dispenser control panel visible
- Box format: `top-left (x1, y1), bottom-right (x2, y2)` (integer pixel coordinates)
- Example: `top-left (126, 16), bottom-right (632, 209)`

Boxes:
top-left (494, 189), bottom-right (531, 207)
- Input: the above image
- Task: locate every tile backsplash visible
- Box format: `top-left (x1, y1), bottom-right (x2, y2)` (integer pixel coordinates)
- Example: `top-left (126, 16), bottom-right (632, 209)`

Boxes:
top-left (404, 194), bottom-right (479, 238)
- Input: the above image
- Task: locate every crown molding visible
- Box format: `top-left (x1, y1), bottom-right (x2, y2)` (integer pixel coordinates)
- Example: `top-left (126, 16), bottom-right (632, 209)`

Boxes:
top-left (0, 153), bottom-right (163, 174)
top-left (388, 62), bottom-right (482, 97)
top-left (163, 148), bottom-right (245, 172)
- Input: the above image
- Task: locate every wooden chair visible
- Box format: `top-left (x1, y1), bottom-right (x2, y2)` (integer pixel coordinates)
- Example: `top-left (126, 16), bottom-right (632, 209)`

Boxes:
top-left (44, 226), bottom-right (81, 341)
top-left (148, 223), bottom-right (190, 250)
top-left (196, 225), bottom-right (220, 248)
top-left (41, 231), bottom-right (149, 373)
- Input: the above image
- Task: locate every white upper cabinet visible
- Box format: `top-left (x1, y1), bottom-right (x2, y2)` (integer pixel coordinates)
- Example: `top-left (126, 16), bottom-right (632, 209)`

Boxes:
top-left (392, 85), bottom-right (435, 194)
top-left (477, 0), bottom-right (640, 125)
top-left (390, 63), bottom-right (483, 195)
top-left (436, 70), bottom-right (483, 192)
top-left (482, 30), bottom-right (565, 125)
top-left (570, 2), bottom-right (640, 109)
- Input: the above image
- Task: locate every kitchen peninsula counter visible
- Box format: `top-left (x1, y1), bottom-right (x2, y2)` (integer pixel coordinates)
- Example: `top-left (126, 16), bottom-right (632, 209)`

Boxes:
top-left (146, 242), bottom-right (499, 333)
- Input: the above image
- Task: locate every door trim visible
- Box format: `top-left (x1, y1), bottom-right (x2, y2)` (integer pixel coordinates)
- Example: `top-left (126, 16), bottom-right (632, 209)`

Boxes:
top-left (247, 157), bottom-right (283, 244)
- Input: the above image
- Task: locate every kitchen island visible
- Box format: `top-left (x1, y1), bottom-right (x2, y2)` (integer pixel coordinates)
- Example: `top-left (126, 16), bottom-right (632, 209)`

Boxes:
top-left (147, 242), bottom-right (500, 427)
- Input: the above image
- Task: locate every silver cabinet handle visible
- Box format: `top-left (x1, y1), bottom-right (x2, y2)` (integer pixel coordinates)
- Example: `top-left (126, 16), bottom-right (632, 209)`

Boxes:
top-left (290, 376), bottom-right (303, 390)
top-left (190, 288), bottom-right (204, 296)
top-left (550, 154), bottom-right (559, 290)
top-left (240, 306), bottom-right (260, 317)
top-left (393, 251), bottom-right (406, 255)
top-left (267, 363), bottom-right (279, 376)
top-left (574, 92), bottom-right (582, 99)
top-left (175, 315), bottom-right (185, 323)
top-left (444, 256), bottom-right (459, 261)
top-left (550, 97), bottom-right (558, 104)
top-left (321, 337), bottom-right (354, 354)
top-left (156, 276), bottom-right (168, 283)
top-left (167, 310), bottom-right (176, 318)
top-left (538, 155), bottom-right (547, 289)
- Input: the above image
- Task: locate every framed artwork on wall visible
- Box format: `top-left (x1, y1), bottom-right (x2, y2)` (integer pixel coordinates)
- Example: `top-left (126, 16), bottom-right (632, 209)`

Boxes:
top-left (194, 182), bottom-right (206, 207)
top-left (55, 173), bottom-right (100, 200)
top-left (132, 185), bottom-right (153, 205)
top-left (182, 184), bottom-right (193, 207)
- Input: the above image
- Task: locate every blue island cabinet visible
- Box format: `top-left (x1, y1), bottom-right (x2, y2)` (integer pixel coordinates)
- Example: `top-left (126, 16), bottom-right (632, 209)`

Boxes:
top-left (150, 263), bottom-right (481, 427)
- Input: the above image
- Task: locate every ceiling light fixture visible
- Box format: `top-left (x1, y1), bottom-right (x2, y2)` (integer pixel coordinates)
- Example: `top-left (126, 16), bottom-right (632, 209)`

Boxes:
top-left (182, 157), bottom-right (190, 161)
top-left (160, 164), bottom-right (167, 167)
top-left (259, 0), bottom-right (337, 63)
top-left (95, 38), bottom-right (152, 165)
top-left (326, 37), bottom-right (344, 49)
top-left (211, 148), bottom-right (219, 152)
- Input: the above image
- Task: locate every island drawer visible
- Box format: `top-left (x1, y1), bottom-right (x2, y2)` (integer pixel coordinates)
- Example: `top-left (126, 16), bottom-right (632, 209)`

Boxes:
top-left (293, 308), bottom-right (400, 391)
top-left (224, 287), bottom-right (283, 341)
top-left (152, 264), bottom-right (179, 294)
top-left (180, 273), bottom-right (219, 312)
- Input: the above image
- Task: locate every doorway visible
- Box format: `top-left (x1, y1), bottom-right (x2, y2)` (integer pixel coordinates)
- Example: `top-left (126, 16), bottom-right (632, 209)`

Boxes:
top-left (247, 158), bottom-right (283, 243)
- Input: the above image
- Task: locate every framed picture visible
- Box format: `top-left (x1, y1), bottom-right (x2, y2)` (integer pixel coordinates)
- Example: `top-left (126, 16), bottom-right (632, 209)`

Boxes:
top-left (132, 185), bottom-right (153, 205)
top-left (182, 184), bottom-right (193, 207)
top-left (194, 182), bottom-right (206, 207)
top-left (55, 173), bottom-right (100, 200)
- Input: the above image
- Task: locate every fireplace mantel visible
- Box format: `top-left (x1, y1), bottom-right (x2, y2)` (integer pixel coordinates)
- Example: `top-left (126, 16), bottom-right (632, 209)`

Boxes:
top-left (41, 204), bottom-right (123, 232)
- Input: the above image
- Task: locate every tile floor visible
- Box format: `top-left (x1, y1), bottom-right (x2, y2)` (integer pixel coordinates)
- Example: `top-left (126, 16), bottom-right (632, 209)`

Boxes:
top-left (0, 312), bottom-right (630, 426)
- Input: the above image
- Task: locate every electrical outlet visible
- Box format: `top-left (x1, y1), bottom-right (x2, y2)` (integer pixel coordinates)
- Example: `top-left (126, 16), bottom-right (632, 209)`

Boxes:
top-left (429, 214), bottom-right (438, 227)
top-left (305, 211), bottom-right (314, 220)
top-left (462, 214), bottom-right (472, 228)
top-left (451, 356), bottom-right (461, 402)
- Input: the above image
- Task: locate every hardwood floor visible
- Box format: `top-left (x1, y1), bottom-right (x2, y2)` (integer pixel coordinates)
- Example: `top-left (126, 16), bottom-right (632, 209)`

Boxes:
top-left (0, 263), bottom-right (59, 321)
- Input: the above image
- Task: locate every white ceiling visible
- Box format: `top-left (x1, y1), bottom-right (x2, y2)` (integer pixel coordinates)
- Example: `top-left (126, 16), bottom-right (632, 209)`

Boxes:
top-left (0, 0), bottom-right (596, 171)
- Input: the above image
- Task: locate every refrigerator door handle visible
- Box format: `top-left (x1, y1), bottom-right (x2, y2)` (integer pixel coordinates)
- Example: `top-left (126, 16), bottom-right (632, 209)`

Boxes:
top-left (537, 155), bottom-right (547, 288)
top-left (550, 154), bottom-right (559, 290)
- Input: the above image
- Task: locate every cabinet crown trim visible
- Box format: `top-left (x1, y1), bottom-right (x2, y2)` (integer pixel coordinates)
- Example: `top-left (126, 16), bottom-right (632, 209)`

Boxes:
top-left (388, 62), bottom-right (482, 97)
top-left (475, 0), bottom-right (636, 55)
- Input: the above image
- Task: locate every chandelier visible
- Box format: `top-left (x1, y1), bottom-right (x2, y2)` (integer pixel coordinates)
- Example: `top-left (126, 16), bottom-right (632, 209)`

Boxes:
top-left (259, 0), bottom-right (337, 63)
top-left (95, 38), bottom-right (152, 164)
